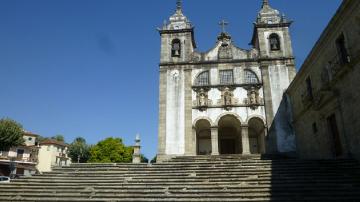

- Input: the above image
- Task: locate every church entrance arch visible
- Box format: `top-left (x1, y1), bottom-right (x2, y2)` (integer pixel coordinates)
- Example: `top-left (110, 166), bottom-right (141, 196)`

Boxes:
top-left (195, 119), bottom-right (212, 155)
top-left (248, 118), bottom-right (266, 154)
top-left (218, 115), bottom-right (242, 154)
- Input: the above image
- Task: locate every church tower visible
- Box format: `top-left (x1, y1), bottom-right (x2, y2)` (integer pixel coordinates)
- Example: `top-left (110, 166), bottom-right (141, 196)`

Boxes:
top-left (250, 0), bottom-right (297, 153)
top-left (157, 0), bottom-right (196, 161)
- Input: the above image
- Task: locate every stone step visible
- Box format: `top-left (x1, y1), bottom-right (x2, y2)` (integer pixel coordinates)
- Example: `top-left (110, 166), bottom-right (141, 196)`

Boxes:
top-left (0, 184), bottom-right (356, 191)
top-left (2, 156), bottom-right (359, 201)
top-left (1, 191), bottom-right (360, 202)
top-left (3, 178), bottom-right (358, 187)
top-left (33, 171), bottom-right (356, 179)
top-left (67, 160), bottom-right (358, 167)
top-left (52, 164), bottom-right (360, 172)
top-left (1, 190), bottom-right (360, 199)
top-left (2, 197), bottom-right (360, 202)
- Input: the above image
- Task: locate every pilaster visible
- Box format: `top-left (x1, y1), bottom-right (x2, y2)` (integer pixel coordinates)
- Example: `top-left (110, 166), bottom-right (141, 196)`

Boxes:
top-left (211, 127), bottom-right (219, 155)
top-left (241, 125), bottom-right (251, 154)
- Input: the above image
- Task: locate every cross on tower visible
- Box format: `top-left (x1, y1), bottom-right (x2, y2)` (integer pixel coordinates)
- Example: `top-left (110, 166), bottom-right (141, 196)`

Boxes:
top-left (219, 20), bottom-right (229, 33)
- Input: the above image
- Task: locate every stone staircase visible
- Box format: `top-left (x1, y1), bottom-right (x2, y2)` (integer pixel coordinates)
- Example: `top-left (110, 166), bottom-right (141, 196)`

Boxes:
top-left (0, 155), bottom-right (359, 201)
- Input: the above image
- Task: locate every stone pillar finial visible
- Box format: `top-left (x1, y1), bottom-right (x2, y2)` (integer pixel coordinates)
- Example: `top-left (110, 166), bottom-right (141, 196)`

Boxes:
top-left (176, 0), bottom-right (183, 12)
top-left (132, 134), bottom-right (141, 163)
top-left (262, 0), bottom-right (269, 8)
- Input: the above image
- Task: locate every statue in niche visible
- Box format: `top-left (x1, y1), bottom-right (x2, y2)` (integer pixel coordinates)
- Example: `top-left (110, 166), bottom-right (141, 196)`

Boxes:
top-left (198, 90), bottom-right (207, 107)
top-left (196, 88), bottom-right (209, 111)
top-left (223, 87), bottom-right (233, 107)
top-left (249, 90), bottom-right (257, 104)
top-left (245, 87), bottom-right (262, 109)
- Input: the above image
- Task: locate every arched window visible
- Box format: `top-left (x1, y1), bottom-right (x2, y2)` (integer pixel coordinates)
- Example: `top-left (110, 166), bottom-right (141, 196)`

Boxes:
top-left (244, 70), bottom-right (259, 84)
top-left (171, 39), bottom-right (181, 57)
top-left (269, 33), bottom-right (281, 51)
top-left (195, 71), bottom-right (210, 86)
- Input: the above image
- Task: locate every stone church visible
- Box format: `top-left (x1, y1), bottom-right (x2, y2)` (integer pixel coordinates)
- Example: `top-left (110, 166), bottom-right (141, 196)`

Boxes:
top-left (157, 0), bottom-right (297, 161)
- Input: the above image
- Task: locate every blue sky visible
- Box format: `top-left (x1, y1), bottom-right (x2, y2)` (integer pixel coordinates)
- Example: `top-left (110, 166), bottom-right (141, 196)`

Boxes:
top-left (0, 0), bottom-right (341, 159)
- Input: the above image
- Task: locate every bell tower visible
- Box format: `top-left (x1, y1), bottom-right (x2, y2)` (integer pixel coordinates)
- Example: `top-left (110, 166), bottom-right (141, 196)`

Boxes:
top-left (159, 0), bottom-right (196, 63)
top-left (157, 0), bottom-right (196, 161)
top-left (251, 0), bottom-right (297, 153)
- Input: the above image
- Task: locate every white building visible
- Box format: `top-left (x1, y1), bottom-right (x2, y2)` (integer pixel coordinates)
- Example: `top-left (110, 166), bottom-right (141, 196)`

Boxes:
top-left (0, 132), bottom-right (39, 176)
top-left (37, 139), bottom-right (70, 173)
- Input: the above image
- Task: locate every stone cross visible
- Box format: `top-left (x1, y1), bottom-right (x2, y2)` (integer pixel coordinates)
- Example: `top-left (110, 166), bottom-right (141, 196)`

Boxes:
top-left (219, 20), bottom-right (229, 33)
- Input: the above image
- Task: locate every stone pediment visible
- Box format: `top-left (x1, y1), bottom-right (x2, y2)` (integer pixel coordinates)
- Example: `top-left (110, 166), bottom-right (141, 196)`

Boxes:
top-left (191, 41), bottom-right (258, 63)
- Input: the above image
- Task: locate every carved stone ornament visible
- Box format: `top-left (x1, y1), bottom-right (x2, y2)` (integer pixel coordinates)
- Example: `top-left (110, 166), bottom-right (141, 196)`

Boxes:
top-left (193, 88), bottom-right (211, 111)
top-left (218, 44), bottom-right (233, 60)
top-left (190, 52), bottom-right (201, 62)
top-left (218, 87), bottom-right (236, 111)
top-left (244, 87), bottom-right (262, 110)
top-left (197, 88), bottom-right (209, 111)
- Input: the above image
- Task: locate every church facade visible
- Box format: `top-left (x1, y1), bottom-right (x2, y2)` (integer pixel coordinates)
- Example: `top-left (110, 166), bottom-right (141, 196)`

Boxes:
top-left (157, 0), bottom-right (297, 161)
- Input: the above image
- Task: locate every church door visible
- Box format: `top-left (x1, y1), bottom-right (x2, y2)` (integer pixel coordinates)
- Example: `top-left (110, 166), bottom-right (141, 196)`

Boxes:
top-left (327, 114), bottom-right (342, 157)
top-left (249, 138), bottom-right (259, 154)
top-left (220, 139), bottom-right (236, 154)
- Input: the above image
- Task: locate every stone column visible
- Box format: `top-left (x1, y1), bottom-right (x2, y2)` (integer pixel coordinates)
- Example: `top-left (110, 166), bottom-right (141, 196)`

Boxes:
top-left (184, 68), bottom-right (193, 156)
top-left (132, 134), bottom-right (141, 163)
top-left (241, 126), bottom-right (251, 155)
top-left (211, 127), bottom-right (219, 155)
top-left (192, 127), bottom-right (197, 155)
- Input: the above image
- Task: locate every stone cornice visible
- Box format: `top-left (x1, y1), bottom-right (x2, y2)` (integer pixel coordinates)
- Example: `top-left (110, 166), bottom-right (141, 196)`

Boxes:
top-left (192, 83), bottom-right (263, 89)
top-left (159, 57), bottom-right (294, 67)
top-left (192, 104), bottom-right (264, 110)
top-left (254, 22), bottom-right (293, 29)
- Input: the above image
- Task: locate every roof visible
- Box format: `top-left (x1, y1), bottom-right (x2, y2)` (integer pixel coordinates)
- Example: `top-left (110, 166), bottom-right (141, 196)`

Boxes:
top-left (23, 131), bottom-right (39, 137)
top-left (40, 139), bottom-right (68, 147)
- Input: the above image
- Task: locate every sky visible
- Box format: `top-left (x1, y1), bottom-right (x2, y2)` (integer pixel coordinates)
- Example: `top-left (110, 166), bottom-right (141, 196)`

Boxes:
top-left (0, 0), bottom-right (342, 159)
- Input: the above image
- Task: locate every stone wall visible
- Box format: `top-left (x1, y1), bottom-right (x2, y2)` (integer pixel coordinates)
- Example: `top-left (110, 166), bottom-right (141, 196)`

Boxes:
top-left (287, 0), bottom-right (360, 160)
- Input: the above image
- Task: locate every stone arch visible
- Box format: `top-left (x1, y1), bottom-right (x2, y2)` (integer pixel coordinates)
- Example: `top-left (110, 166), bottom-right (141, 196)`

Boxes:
top-left (194, 119), bottom-right (212, 155)
top-left (215, 112), bottom-right (244, 127)
top-left (193, 116), bottom-right (214, 128)
top-left (217, 114), bottom-right (243, 154)
top-left (171, 39), bottom-right (181, 57)
top-left (244, 69), bottom-right (260, 84)
top-left (193, 70), bottom-right (210, 86)
top-left (245, 115), bottom-right (266, 126)
top-left (269, 33), bottom-right (281, 51)
top-left (248, 117), bottom-right (267, 154)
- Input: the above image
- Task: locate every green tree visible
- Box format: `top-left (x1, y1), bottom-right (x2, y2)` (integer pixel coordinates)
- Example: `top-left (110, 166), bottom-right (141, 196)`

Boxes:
top-left (88, 137), bottom-right (133, 163)
top-left (51, 134), bottom-right (65, 142)
top-left (0, 118), bottom-right (25, 151)
top-left (68, 137), bottom-right (91, 163)
top-left (35, 135), bottom-right (47, 144)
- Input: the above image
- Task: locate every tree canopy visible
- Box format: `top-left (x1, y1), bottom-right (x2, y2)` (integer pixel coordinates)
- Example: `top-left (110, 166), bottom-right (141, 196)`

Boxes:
top-left (0, 118), bottom-right (25, 151)
top-left (68, 137), bottom-right (91, 163)
top-left (51, 135), bottom-right (65, 142)
top-left (88, 137), bottom-right (133, 163)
